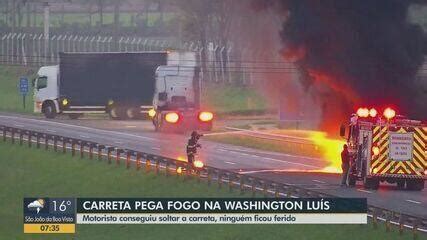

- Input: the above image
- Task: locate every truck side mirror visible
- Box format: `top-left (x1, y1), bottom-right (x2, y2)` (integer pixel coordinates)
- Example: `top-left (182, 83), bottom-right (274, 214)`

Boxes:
top-left (158, 92), bottom-right (167, 101)
top-left (339, 124), bottom-right (346, 137)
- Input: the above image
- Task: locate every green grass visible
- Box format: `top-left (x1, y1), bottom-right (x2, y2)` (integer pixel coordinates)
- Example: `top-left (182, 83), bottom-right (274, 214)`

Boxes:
top-left (0, 66), bottom-right (36, 114)
top-left (0, 140), bottom-right (417, 240)
top-left (203, 84), bottom-right (268, 114)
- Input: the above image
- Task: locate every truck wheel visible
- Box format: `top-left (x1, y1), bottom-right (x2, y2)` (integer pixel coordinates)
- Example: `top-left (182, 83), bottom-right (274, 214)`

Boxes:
top-left (396, 180), bottom-right (405, 189)
top-left (109, 106), bottom-right (125, 120)
top-left (364, 177), bottom-right (379, 190)
top-left (406, 179), bottom-right (424, 191)
top-left (68, 113), bottom-right (83, 120)
top-left (42, 102), bottom-right (56, 119)
top-left (126, 107), bottom-right (140, 120)
top-left (348, 175), bottom-right (356, 187)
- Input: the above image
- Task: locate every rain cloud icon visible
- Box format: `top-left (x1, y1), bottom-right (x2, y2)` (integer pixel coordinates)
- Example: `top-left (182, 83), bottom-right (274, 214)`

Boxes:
top-left (27, 199), bottom-right (45, 214)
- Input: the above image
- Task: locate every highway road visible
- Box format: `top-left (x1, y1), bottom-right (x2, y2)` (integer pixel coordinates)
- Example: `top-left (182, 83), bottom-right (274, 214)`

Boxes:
top-left (0, 112), bottom-right (425, 220)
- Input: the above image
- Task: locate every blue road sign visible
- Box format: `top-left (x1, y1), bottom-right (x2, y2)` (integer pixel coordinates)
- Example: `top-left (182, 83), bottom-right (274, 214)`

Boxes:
top-left (19, 77), bottom-right (29, 96)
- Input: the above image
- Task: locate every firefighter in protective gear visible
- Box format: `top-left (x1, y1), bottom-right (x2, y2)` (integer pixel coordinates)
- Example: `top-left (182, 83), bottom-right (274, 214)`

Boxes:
top-left (187, 131), bottom-right (202, 164)
top-left (341, 144), bottom-right (350, 186)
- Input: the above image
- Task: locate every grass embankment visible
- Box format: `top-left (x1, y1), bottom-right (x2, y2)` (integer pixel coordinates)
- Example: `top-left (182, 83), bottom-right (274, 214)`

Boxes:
top-left (0, 66), bottom-right (36, 114)
top-left (0, 140), bottom-right (415, 240)
top-left (203, 84), bottom-right (268, 115)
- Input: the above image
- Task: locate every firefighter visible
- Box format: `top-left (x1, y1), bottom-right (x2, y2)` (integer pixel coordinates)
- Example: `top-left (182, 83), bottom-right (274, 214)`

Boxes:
top-left (186, 131), bottom-right (202, 165)
top-left (341, 144), bottom-right (350, 186)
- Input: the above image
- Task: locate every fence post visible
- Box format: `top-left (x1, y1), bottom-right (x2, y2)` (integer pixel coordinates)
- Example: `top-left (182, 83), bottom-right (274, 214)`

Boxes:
top-left (136, 153), bottom-right (141, 170)
top-left (263, 181), bottom-right (268, 197)
top-left (385, 211), bottom-right (391, 232)
top-left (11, 128), bottom-right (15, 144)
top-left (146, 158), bottom-right (151, 173)
top-left (36, 133), bottom-right (40, 148)
top-left (372, 209), bottom-right (378, 229)
top-left (80, 141), bottom-right (85, 159)
top-left (107, 147), bottom-right (113, 164)
top-left (412, 218), bottom-right (419, 239)
top-left (228, 174), bottom-right (233, 192)
top-left (116, 149), bottom-right (122, 165)
top-left (53, 136), bottom-right (57, 152)
top-left (19, 130), bottom-right (23, 146)
top-left (251, 178), bottom-right (256, 197)
top-left (28, 131), bottom-right (32, 148)
top-left (98, 145), bottom-right (104, 160)
top-left (126, 151), bottom-right (131, 169)
top-left (155, 159), bottom-right (160, 174)
top-left (89, 143), bottom-right (94, 159)
top-left (71, 139), bottom-right (76, 156)
top-left (398, 214), bottom-right (405, 235)
top-left (2, 126), bottom-right (6, 142)
top-left (165, 161), bottom-right (170, 176)
top-left (44, 134), bottom-right (48, 150)
top-left (62, 137), bottom-right (67, 153)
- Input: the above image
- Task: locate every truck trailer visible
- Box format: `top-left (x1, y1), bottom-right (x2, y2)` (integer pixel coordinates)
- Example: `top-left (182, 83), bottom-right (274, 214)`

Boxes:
top-left (34, 51), bottom-right (194, 120)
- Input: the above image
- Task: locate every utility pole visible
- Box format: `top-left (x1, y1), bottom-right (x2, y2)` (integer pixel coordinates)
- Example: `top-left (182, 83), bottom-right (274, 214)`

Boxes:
top-left (43, 1), bottom-right (49, 64)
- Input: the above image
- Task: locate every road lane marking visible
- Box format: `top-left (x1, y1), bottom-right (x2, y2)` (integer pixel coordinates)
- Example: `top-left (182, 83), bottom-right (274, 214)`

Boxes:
top-left (405, 199), bottom-right (421, 204)
top-left (151, 147), bottom-right (160, 150)
top-left (46, 129), bottom-right (57, 133)
top-left (14, 124), bottom-right (24, 127)
top-left (312, 180), bottom-right (326, 184)
top-left (224, 161), bottom-right (236, 165)
top-left (0, 115), bottom-right (158, 141)
top-left (79, 135), bottom-right (89, 138)
top-left (114, 141), bottom-right (123, 144)
top-left (125, 125), bottom-right (137, 128)
top-left (356, 189), bottom-right (372, 194)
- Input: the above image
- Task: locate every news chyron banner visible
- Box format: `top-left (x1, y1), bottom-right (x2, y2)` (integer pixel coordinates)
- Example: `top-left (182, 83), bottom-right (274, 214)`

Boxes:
top-left (24, 198), bottom-right (367, 233)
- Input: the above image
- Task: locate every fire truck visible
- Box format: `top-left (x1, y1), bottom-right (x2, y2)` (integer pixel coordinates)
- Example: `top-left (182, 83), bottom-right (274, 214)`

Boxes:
top-left (340, 107), bottom-right (426, 190)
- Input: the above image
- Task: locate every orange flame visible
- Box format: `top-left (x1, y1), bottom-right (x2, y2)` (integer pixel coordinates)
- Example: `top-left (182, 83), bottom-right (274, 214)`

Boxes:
top-left (308, 131), bottom-right (345, 173)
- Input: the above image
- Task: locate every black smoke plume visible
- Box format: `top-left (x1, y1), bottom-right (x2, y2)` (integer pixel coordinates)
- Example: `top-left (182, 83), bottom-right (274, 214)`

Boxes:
top-left (259, 0), bottom-right (427, 120)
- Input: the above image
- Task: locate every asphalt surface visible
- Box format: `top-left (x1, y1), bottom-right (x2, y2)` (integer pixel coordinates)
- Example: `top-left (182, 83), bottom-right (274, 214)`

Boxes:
top-left (0, 112), bottom-right (425, 219)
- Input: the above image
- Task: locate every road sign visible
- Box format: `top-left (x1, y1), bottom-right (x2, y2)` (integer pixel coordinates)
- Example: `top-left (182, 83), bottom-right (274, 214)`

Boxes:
top-left (19, 77), bottom-right (29, 96)
top-left (19, 77), bottom-right (29, 109)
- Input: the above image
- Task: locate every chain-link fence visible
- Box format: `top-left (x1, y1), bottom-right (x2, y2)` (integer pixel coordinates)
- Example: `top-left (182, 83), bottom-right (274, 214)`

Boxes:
top-left (0, 32), bottom-right (295, 85)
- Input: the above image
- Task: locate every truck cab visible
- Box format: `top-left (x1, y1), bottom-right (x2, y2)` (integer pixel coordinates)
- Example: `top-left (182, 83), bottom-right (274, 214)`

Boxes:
top-left (34, 65), bottom-right (60, 118)
top-left (151, 64), bottom-right (213, 132)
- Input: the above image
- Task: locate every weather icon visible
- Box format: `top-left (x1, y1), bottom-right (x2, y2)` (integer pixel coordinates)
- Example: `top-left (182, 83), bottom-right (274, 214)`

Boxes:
top-left (27, 199), bottom-right (45, 214)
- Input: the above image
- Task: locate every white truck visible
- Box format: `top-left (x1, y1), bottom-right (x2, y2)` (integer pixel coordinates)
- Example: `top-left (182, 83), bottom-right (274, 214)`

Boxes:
top-left (150, 53), bottom-right (214, 131)
top-left (34, 51), bottom-right (213, 130)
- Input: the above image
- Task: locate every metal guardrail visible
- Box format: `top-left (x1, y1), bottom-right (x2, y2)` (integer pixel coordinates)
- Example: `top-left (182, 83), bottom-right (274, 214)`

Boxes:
top-left (0, 124), bottom-right (426, 237)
